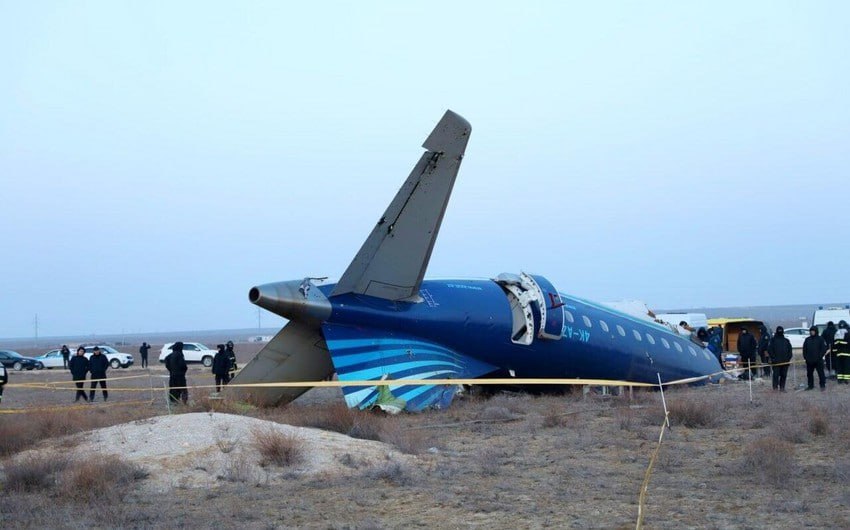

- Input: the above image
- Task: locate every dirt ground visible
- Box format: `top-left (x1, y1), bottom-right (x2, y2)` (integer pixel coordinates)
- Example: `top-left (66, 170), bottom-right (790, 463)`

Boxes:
top-left (2, 353), bottom-right (850, 529)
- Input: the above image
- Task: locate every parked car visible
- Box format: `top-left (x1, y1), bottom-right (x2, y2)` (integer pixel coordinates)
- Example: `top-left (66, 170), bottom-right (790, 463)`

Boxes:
top-left (782, 327), bottom-right (809, 349)
top-left (0, 350), bottom-right (44, 371)
top-left (74, 345), bottom-right (135, 369)
top-left (159, 342), bottom-right (217, 367)
top-left (34, 349), bottom-right (67, 369)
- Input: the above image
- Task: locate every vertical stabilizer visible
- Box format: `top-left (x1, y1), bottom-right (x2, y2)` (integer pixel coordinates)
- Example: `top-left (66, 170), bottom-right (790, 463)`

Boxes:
top-left (331, 110), bottom-right (471, 301)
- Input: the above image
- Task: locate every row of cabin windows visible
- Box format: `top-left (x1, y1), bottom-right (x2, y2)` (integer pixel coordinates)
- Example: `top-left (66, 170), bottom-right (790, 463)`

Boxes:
top-left (565, 309), bottom-right (698, 357)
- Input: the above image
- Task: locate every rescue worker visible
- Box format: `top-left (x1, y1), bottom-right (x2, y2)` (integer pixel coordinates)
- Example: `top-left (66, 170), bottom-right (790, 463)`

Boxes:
top-left (0, 362), bottom-right (7, 405)
top-left (69, 346), bottom-right (90, 402)
top-left (802, 326), bottom-right (827, 391)
top-left (212, 344), bottom-right (230, 392)
top-left (822, 321), bottom-right (837, 376)
top-left (707, 327), bottom-right (723, 368)
top-left (225, 340), bottom-right (238, 381)
top-left (139, 342), bottom-right (151, 369)
top-left (757, 325), bottom-right (772, 377)
top-left (767, 326), bottom-right (793, 391)
top-left (164, 341), bottom-right (189, 404)
top-left (60, 344), bottom-right (71, 370)
top-left (88, 346), bottom-right (109, 401)
top-left (737, 328), bottom-right (758, 380)
top-left (834, 321), bottom-right (850, 385)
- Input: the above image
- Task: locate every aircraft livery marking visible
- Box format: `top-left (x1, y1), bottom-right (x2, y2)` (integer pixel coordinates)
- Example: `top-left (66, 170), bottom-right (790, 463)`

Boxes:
top-left (563, 326), bottom-right (591, 343)
top-left (446, 284), bottom-right (483, 290)
top-left (420, 289), bottom-right (439, 308)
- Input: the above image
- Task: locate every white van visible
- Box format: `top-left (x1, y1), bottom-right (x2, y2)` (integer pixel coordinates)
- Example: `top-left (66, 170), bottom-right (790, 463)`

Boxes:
top-left (813, 306), bottom-right (850, 330)
top-left (654, 312), bottom-right (709, 331)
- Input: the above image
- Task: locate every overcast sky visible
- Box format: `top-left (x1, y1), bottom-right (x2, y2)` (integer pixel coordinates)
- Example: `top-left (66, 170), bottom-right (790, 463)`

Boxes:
top-left (1, 2), bottom-right (848, 339)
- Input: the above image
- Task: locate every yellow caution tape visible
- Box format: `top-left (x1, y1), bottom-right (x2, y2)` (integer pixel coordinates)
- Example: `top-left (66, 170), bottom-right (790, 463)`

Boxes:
top-left (636, 414), bottom-right (668, 529)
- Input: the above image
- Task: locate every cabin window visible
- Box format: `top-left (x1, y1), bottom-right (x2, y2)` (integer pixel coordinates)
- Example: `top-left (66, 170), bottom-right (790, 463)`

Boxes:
top-left (599, 320), bottom-right (609, 333)
top-left (674, 342), bottom-right (683, 353)
top-left (582, 315), bottom-right (592, 328)
top-left (617, 325), bottom-right (626, 337)
top-left (565, 310), bottom-right (574, 323)
top-left (632, 330), bottom-right (642, 341)
top-left (661, 338), bottom-right (670, 349)
top-left (646, 334), bottom-right (656, 345)
top-left (688, 346), bottom-right (697, 357)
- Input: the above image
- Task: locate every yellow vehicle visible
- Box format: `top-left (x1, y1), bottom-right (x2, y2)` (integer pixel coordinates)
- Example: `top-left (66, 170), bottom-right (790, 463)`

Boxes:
top-left (707, 318), bottom-right (766, 352)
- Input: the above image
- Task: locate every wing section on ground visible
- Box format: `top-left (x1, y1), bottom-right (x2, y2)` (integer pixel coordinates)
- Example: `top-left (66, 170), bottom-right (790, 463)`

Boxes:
top-left (228, 321), bottom-right (334, 406)
top-left (330, 110), bottom-right (471, 301)
top-left (322, 323), bottom-right (497, 412)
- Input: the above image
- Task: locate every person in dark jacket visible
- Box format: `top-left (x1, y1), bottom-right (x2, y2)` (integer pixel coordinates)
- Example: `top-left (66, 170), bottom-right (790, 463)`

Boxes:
top-left (757, 325), bottom-right (772, 377)
top-left (0, 363), bottom-right (7, 405)
top-left (212, 344), bottom-right (230, 392)
top-left (737, 328), bottom-right (758, 380)
top-left (834, 321), bottom-right (850, 385)
top-left (88, 346), bottom-right (109, 401)
top-left (61, 344), bottom-right (71, 370)
top-left (802, 326), bottom-right (827, 390)
top-left (707, 328), bottom-right (723, 367)
top-left (225, 340), bottom-right (238, 381)
top-left (822, 321), bottom-right (837, 376)
top-left (767, 326), bottom-right (793, 391)
top-left (69, 347), bottom-right (90, 402)
top-left (139, 342), bottom-right (151, 369)
top-left (164, 341), bottom-right (189, 404)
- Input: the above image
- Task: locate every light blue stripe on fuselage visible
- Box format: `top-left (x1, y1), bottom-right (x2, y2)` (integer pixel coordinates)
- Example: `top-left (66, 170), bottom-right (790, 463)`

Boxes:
top-left (328, 347), bottom-right (457, 370)
top-left (342, 369), bottom-right (456, 405)
top-left (338, 360), bottom-right (461, 381)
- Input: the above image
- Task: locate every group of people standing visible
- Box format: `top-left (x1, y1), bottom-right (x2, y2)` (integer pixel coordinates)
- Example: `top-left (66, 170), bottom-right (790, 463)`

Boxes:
top-left (734, 321), bottom-right (850, 392)
top-left (162, 340), bottom-right (237, 404)
top-left (212, 341), bottom-right (238, 392)
top-left (735, 326), bottom-right (794, 390)
top-left (69, 346), bottom-right (110, 402)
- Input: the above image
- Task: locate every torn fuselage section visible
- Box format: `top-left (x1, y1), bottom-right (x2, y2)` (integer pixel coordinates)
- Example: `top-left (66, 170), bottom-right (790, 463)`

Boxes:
top-left (494, 272), bottom-right (565, 345)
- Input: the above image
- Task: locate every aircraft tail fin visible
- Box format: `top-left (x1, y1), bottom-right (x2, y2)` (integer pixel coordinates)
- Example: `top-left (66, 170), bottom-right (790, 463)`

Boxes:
top-left (331, 110), bottom-right (471, 301)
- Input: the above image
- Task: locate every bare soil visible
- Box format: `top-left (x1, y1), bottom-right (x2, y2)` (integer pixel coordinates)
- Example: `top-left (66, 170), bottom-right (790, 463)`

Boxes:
top-left (2, 357), bottom-right (850, 529)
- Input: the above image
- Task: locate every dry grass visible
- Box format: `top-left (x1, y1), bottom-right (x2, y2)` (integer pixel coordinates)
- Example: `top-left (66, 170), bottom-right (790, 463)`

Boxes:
top-left (773, 422), bottom-right (810, 444)
top-left (62, 455), bottom-right (149, 502)
top-left (666, 394), bottom-right (721, 428)
top-left (2, 453), bottom-right (147, 503)
top-left (5, 378), bottom-right (849, 528)
top-left (542, 410), bottom-right (570, 428)
top-left (266, 402), bottom-right (432, 452)
top-left (3, 453), bottom-right (71, 492)
top-left (741, 436), bottom-right (796, 487)
top-left (377, 421), bottom-right (434, 455)
top-left (0, 407), bottom-right (156, 457)
top-left (365, 460), bottom-right (415, 486)
top-left (218, 453), bottom-right (256, 483)
top-left (809, 409), bottom-right (830, 436)
top-left (251, 428), bottom-right (304, 467)
top-left (283, 401), bottom-right (356, 434)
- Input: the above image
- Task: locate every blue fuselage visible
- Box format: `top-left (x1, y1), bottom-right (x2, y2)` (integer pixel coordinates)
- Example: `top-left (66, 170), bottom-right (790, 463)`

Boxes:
top-left (321, 278), bottom-right (720, 385)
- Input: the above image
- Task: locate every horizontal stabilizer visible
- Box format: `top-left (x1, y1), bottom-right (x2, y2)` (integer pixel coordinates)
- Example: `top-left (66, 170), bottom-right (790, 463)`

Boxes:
top-left (321, 323), bottom-right (497, 412)
top-left (331, 110), bottom-right (471, 301)
top-left (228, 321), bottom-right (334, 406)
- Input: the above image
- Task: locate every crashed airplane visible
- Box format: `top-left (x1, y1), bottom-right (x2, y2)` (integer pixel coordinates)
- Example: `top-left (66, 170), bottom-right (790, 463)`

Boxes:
top-left (230, 111), bottom-right (720, 412)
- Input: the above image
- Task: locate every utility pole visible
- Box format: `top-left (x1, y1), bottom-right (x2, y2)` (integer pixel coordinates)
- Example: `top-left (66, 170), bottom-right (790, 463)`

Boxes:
top-left (257, 307), bottom-right (262, 331)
